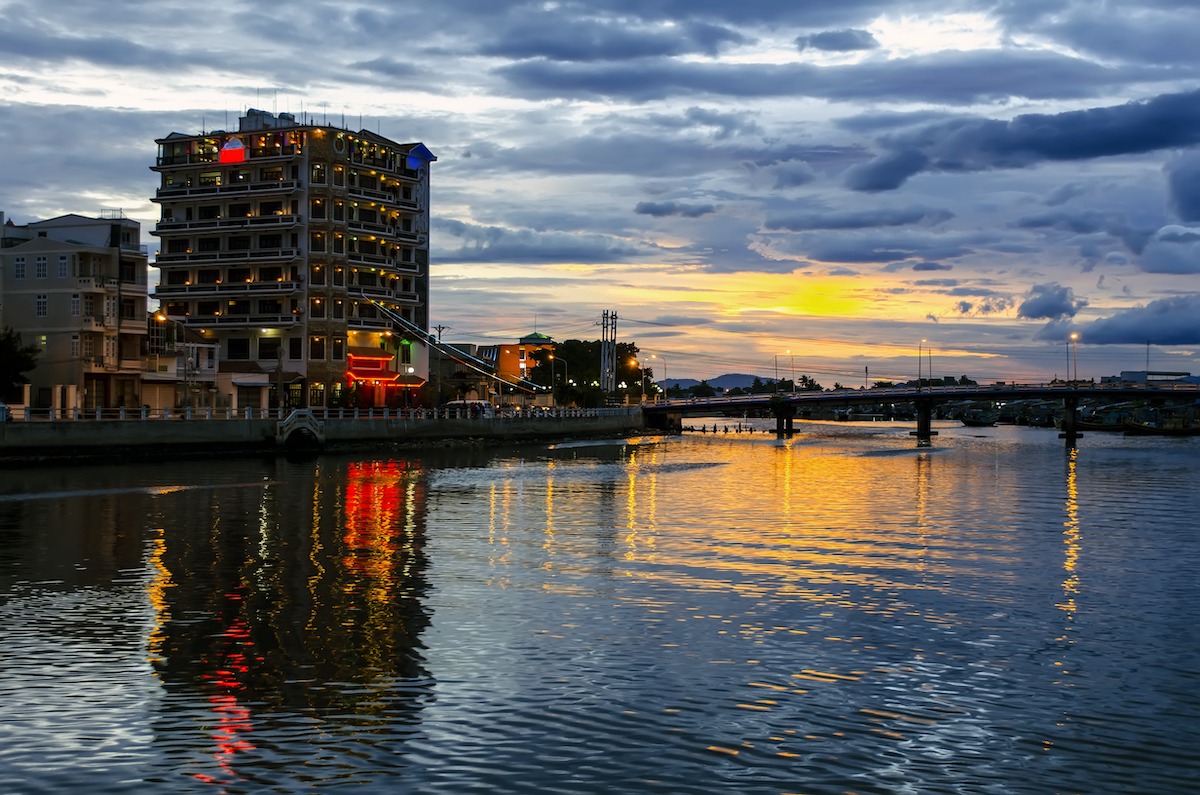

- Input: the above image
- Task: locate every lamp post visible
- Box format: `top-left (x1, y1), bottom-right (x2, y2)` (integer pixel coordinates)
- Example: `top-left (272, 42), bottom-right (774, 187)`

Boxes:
top-left (1070, 332), bottom-right (1079, 382)
top-left (787, 349), bottom-right (795, 390)
top-left (918, 338), bottom-right (926, 391)
top-left (650, 353), bottom-right (667, 401)
top-left (549, 353), bottom-right (569, 406)
top-left (630, 358), bottom-right (645, 403)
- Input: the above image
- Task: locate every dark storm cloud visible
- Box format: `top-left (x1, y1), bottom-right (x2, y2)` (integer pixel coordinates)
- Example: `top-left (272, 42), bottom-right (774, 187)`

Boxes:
top-left (847, 88), bottom-right (1200, 192)
top-left (435, 218), bottom-right (648, 264)
top-left (0, 16), bottom-right (186, 69)
top-left (1139, 225), bottom-right (1200, 274)
top-left (1165, 151), bottom-right (1200, 222)
top-left (1018, 283), bottom-right (1088, 319)
top-left (772, 229), bottom-right (979, 264)
top-left (765, 206), bottom-right (952, 231)
top-left (948, 294), bottom-right (1016, 316)
top-left (495, 48), bottom-right (1127, 104)
top-left (795, 29), bottom-right (879, 53)
top-left (350, 57), bottom-right (423, 78)
top-left (635, 201), bottom-right (716, 218)
top-left (1075, 293), bottom-right (1200, 344)
top-left (450, 131), bottom-right (855, 180)
top-left (912, 261), bottom-right (953, 271)
top-left (478, 18), bottom-right (747, 61)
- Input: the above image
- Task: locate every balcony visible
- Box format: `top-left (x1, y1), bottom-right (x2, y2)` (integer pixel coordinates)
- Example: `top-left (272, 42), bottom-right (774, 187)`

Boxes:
top-left (153, 247), bottom-right (301, 265)
top-left (182, 313), bottom-right (301, 327)
top-left (348, 286), bottom-right (421, 304)
top-left (348, 218), bottom-right (393, 236)
top-left (153, 278), bottom-right (303, 298)
top-left (348, 184), bottom-right (396, 203)
top-left (153, 214), bottom-right (302, 234)
top-left (152, 179), bottom-right (302, 201)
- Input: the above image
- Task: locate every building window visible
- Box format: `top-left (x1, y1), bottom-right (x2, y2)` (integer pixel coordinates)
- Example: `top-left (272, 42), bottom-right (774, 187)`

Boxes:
top-left (333, 234), bottom-right (345, 254)
top-left (288, 337), bottom-right (302, 360)
top-left (332, 300), bottom-right (344, 319)
top-left (71, 294), bottom-right (81, 317)
top-left (259, 337), bottom-right (281, 361)
top-left (310, 199), bottom-right (327, 219)
top-left (13, 257), bottom-right (25, 279)
top-left (309, 383), bottom-right (326, 406)
top-left (83, 336), bottom-right (94, 360)
top-left (310, 231), bottom-right (326, 252)
top-left (309, 336), bottom-right (326, 360)
top-left (35, 294), bottom-right (47, 317)
top-left (83, 295), bottom-right (94, 317)
top-left (227, 338), bottom-right (251, 360)
top-left (258, 299), bottom-right (282, 315)
top-left (70, 335), bottom-right (80, 359)
top-left (58, 256), bottom-right (69, 278)
top-left (309, 297), bottom-right (326, 318)
top-left (310, 264), bottom-right (326, 285)
top-left (311, 162), bottom-right (326, 184)
top-left (333, 166), bottom-right (345, 186)
top-left (399, 342), bottom-right (412, 365)
top-left (35, 256), bottom-right (47, 279)
top-left (332, 337), bottom-right (345, 361)
top-left (333, 202), bottom-right (345, 221)
top-left (333, 268), bottom-right (345, 286)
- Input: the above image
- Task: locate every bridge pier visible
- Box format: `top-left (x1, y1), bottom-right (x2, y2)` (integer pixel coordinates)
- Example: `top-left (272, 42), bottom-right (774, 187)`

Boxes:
top-left (908, 397), bottom-right (938, 447)
top-left (1057, 396), bottom-right (1081, 447)
top-left (771, 399), bottom-right (796, 437)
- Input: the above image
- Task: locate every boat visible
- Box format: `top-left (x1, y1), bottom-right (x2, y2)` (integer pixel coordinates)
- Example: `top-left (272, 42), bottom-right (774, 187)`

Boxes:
top-left (1122, 419), bottom-right (1200, 436)
top-left (961, 409), bottom-right (998, 427)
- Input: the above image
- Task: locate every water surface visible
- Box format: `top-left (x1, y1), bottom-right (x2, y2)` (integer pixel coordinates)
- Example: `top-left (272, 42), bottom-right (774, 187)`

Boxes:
top-left (1, 421), bottom-right (1197, 793)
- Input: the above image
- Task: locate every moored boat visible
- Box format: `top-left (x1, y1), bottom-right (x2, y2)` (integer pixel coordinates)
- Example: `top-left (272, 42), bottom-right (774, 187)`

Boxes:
top-left (1122, 419), bottom-right (1200, 436)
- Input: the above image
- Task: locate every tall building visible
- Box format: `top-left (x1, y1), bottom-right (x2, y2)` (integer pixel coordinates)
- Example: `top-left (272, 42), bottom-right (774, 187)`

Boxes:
top-left (0, 211), bottom-right (149, 410)
top-left (150, 109), bottom-right (436, 410)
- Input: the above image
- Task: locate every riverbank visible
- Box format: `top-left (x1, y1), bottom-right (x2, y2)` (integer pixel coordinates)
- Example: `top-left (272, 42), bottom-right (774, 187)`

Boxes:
top-left (0, 406), bottom-right (646, 466)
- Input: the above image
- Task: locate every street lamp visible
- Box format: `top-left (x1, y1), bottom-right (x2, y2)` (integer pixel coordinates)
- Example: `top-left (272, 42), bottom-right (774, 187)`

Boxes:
top-left (630, 357), bottom-right (646, 403)
top-left (919, 338), bottom-right (926, 391)
top-left (548, 353), bottom-right (569, 406)
top-left (650, 353), bottom-right (667, 401)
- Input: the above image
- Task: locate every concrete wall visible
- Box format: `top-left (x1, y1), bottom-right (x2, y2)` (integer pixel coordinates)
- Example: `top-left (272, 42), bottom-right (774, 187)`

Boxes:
top-left (0, 410), bottom-right (645, 460)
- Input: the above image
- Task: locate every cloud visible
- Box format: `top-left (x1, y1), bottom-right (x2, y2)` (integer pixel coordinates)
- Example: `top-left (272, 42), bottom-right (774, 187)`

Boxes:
top-left (495, 47), bottom-right (1128, 104)
top-left (912, 261), bottom-right (952, 271)
top-left (435, 218), bottom-right (648, 263)
top-left (1077, 293), bottom-right (1200, 344)
top-left (1165, 151), bottom-right (1200, 222)
top-left (478, 18), bottom-right (748, 62)
top-left (1018, 283), bottom-right (1088, 320)
top-left (765, 206), bottom-right (952, 231)
top-left (795, 29), bottom-right (879, 52)
top-left (635, 201), bottom-right (716, 218)
top-left (847, 88), bottom-right (1200, 191)
top-left (1139, 225), bottom-right (1200, 274)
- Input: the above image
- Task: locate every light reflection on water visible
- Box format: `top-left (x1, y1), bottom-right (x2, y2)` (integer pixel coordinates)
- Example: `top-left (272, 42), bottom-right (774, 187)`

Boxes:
top-left (0, 421), bottom-right (1198, 793)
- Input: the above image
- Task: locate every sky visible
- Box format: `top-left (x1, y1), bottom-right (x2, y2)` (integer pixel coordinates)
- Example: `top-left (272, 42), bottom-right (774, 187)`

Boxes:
top-left (3, 0), bottom-right (1200, 385)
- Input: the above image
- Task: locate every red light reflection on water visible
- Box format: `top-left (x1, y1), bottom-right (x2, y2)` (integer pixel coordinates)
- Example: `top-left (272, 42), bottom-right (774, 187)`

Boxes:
top-left (194, 613), bottom-right (256, 786)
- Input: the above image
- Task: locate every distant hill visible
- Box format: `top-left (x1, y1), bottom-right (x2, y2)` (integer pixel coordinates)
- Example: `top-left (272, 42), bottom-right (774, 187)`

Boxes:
top-left (658, 373), bottom-right (775, 391)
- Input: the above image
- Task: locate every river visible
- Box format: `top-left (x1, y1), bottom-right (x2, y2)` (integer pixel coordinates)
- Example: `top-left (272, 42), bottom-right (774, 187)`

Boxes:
top-left (0, 420), bottom-right (1197, 794)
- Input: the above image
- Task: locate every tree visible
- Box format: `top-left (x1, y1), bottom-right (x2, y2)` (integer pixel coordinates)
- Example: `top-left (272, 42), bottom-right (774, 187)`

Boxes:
top-left (0, 327), bottom-right (40, 401)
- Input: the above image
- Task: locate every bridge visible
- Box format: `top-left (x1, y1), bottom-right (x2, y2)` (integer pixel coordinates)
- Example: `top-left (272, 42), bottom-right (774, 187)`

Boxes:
top-left (642, 381), bottom-right (1200, 447)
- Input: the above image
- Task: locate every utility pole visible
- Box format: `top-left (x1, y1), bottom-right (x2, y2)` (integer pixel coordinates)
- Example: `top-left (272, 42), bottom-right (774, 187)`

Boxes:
top-left (433, 324), bottom-right (447, 403)
top-left (600, 310), bottom-right (618, 393)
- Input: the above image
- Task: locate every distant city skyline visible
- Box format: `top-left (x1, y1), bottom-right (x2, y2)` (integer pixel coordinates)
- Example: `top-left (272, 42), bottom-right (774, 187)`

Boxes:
top-left (3, 1), bottom-right (1199, 382)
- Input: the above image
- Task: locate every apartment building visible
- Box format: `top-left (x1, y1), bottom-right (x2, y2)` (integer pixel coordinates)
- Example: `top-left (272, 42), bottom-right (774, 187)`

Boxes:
top-left (150, 108), bottom-right (436, 409)
top-left (0, 211), bottom-right (149, 410)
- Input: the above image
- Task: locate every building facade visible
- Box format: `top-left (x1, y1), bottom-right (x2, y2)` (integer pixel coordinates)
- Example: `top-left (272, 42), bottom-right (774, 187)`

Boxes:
top-left (150, 109), bottom-right (435, 409)
top-left (0, 211), bottom-right (149, 410)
